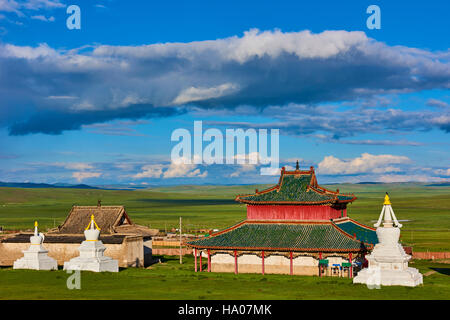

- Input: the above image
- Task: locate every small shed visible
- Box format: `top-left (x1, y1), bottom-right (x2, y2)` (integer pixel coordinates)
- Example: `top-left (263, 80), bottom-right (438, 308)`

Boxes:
top-left (48, 203), bottom-right (154, 238)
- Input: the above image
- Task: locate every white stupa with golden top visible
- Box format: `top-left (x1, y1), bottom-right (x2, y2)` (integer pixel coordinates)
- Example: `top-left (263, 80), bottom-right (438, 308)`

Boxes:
top-left (353, 193), bottom-right (423, 287)
top-left (13, 221), bottom-right (57, 270)
top-left (63, 214), bottom-right (118, 272)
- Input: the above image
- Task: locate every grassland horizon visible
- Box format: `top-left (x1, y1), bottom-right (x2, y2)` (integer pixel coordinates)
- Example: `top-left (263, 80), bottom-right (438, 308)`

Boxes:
top-left (0, 182), bottom-right (449, 252)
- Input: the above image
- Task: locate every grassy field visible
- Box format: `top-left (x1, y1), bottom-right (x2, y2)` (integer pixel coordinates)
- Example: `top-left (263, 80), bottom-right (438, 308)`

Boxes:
top-left (0, 255), bottom-right (449, 300)
top-left (0, 183), bottom-right (449, 251)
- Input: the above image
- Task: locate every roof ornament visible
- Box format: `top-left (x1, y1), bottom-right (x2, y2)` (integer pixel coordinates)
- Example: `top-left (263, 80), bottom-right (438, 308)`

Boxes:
top-left (85, 214), bottom-right (101, 231)
top-left (296, 160), bottom-right (299, 170)
top-left (97, 200), bottom-right (101, 207)
top-left (32, 221), bottom-right (44, 244)
top-left (374, 193), bottom-right (402, 228)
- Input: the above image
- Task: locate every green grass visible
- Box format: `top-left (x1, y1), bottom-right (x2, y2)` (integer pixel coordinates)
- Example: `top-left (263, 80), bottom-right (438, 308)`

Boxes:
top-left (0, 256), bottom-right (448, 300)
top-left (0, 182), bottom-right (449, 251)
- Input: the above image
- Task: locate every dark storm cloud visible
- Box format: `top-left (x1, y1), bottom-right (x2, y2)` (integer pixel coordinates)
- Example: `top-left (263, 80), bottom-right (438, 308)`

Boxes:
top-left (0, 29), bottom-right (449, 135)
top-left (206, 104), bottom-right (450, 139)
top-left (8, 104), bottom-right (184, 135)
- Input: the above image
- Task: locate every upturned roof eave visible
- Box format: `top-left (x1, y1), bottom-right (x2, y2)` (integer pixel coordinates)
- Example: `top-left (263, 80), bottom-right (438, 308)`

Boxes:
top-left (234, 196), bottom-right (357, 205)
top-left (186, 219), bottom-right (372, 251)
top-left (186, 244), bottom-right (366, 252)
top-left (234, 166), bottom-right (357, 205)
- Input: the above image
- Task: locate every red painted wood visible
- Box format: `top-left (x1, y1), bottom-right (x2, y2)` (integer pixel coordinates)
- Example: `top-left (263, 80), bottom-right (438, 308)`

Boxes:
top-left (290, 251), bottom-right (293, 275)
top-left (349, 253), bottom-right (353, 279)
top-left (194, 248), bottom-right (197, 272)
top-left (234, 250), bottom-right (238, 274)
top-left (247, 205), bottom-right (346, 220)
top-left (319, 252), bottom-right (322, 277)
top-left (200, 252), bottom-right (202, 272)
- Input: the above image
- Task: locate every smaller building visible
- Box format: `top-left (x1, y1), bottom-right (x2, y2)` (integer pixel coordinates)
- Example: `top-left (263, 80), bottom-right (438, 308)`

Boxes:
top-left (0, 202), bottom-right (158, 267)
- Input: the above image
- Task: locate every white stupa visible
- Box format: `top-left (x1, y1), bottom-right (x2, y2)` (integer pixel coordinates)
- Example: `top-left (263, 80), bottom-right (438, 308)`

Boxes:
top-left (13, 221), bottom-right (58, 270)
top-left (63, 214), bottom-right (119, 272)
top-left (353, 193), bottom-right (423, 287)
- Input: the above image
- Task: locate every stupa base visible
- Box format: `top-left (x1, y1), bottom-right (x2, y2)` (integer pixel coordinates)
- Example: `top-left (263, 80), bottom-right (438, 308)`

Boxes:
top-left (13, 250), bottom-right (58, 271)
top-left (63, 240), bottom-right (119, 272)
top-left (63, 257), bottom-right (118, 272)
top-left (353, 267), bottom-right (423, 287)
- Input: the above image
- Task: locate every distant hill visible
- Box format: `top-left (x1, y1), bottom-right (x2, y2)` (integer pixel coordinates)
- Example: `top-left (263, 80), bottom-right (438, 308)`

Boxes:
top-left (426, 182), bottom-right (450, 187)
top-left (0, 181), bottom-right (99, 189)
top-left (356, 182), bottom-right (383, 185)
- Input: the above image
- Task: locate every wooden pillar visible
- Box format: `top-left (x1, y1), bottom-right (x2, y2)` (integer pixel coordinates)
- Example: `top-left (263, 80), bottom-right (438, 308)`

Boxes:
top-left (290, 251), bottom-right (293, 275)
top-left (234, 250), bottom-right (238, 274)
top-left (319, 252), bottom-right (322, 277)
top-left (262, 250), bottom-right (265, 275)
top-left (349, 253), bottom-right (353, 278)
top-left (207, 249), bottom-right (211, 272)
top-left (200, 251), bottom-right (203, 272)
top-left (194, 248), bottom-right (198, 272)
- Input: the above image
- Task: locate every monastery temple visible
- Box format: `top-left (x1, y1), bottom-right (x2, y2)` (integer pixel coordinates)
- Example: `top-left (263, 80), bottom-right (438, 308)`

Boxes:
top-left (187, 162), bottom-right (379, 276)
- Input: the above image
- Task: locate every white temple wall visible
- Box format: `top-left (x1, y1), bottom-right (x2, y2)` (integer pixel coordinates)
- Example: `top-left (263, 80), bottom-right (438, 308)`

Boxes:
top-left (0, 236), bottom-right (144, 268)
top-left (208, 252), bottom-right (351, 276)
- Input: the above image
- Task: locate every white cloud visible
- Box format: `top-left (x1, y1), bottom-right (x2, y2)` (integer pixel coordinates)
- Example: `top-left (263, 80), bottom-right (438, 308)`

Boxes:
top-left (163, 162), bottom-right (207, 178)
top-left (0, 0), bottom-right (23, 16)
top-left (1, 43), bottom-right (57, 59)
top-left (230, 164), bottom-right (256, 177)
top-left (434, 168), bottom-right (450, 176)
top-left (22, 0), bottom-right (64, 10)
top-left (31, 14), bottom-right (54, 22)
top-left (46, 95), bottom-right (78, 100)
top-left (318, 153), bottom-right (411, 175)
top-left (377, 174), bottom-right (446, 183)
top-left (0, 0), bottom-right (64, 19)
top-left (163, 157), bottom-right (207, 178)
top-left (53, 162), bottom-right (93, 171)
top-left (132, 164), bottom-right (164, 179)
top-left (427, 98), bottom-right (449, 109)
top-left (72, 171), bottom-right (101, 182)
top-left (1, 29), bottom-right (450, 135)
top-left (132, 157), bottom-right (208, 179)
top-left (173, 83), bottom-right (238, 105)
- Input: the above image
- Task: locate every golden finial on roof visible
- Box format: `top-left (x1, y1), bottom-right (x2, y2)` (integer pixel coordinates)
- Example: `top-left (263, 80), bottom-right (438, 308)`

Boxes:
top-left (383, 193), bottom-right (391, 205)
top-left (34, 221), bottom-right (38, 227)
top-left (85, 214), bottom-right (101, 231)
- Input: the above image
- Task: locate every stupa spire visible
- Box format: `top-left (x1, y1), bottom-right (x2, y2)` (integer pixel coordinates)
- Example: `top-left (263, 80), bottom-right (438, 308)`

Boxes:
top-left (85, 214), bottom-right (101, 231)
top-left (374, 193), bottom-right (402, 228)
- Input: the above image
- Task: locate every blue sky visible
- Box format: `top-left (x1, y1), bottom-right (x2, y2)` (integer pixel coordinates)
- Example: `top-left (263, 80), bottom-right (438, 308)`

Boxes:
top-left (0, 0), bottom-right (449, 186)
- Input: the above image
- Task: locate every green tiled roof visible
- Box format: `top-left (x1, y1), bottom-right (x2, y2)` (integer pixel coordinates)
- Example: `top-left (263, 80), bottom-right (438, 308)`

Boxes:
top-left (236, 168), bottom-right (356, 204)
top-left (333, 219), bottom-right (379, 245)
top-left (187, 221), bottom-right (370, 252)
